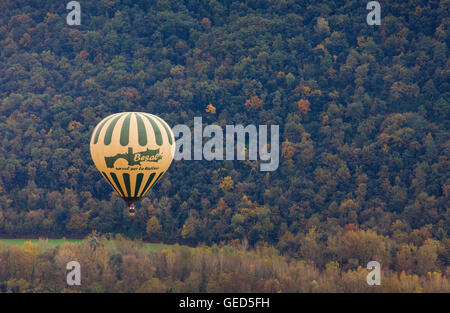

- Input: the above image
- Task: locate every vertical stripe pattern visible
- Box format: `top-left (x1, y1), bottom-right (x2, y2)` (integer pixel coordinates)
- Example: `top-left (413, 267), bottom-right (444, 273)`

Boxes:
top-left (90, 112), bottom-right (175, 202)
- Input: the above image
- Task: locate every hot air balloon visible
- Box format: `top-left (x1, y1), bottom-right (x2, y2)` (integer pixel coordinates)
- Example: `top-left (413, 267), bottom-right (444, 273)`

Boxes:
top-left (90, 112), bottom-right (175, 216)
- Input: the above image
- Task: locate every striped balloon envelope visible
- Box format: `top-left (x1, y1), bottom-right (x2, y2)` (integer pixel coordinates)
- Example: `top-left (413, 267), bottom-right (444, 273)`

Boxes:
top-left (90, 112), bottom-right (175, 213)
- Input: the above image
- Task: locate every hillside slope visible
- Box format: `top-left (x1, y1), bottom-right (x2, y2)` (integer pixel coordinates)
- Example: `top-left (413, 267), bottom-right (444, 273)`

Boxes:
top-left (0, 1), bottom-right (448, 275)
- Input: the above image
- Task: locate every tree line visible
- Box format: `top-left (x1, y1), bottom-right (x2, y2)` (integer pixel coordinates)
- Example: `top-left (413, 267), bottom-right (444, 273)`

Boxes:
top-left (0, 234), bottom-right (448, 292)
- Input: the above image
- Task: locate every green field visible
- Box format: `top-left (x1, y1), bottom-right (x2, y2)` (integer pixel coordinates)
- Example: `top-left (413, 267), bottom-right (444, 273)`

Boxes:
top-left (0, 238), bottom-right (167, 251)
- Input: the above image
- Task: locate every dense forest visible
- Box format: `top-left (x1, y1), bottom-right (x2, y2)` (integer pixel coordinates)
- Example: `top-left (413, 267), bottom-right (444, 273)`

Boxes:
top-left (0, 235), bottom-right (448, 292)
top-left (0, 0), bottom-right (449, 287)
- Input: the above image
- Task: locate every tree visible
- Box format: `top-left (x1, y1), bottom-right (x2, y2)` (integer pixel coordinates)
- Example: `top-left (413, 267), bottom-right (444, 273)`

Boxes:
top-left (66, 214), bottom-right (88, 236)
top-left (314, 17), bottom-right (330, 35)
top-left (219, 176), bottom-right (234, 192)
top-left (146, 216), bottom-right (163, 239)
top-left (205, 103), bottom-right (216, 114)
top-left (244, 95), bottom-right (263, 110)
top-left (297, 99), bottom-right (311, 116)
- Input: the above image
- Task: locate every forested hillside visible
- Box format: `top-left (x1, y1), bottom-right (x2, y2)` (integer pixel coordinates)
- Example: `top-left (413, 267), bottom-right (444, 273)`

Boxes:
top-left (0, 0), bottom-right (449, 277)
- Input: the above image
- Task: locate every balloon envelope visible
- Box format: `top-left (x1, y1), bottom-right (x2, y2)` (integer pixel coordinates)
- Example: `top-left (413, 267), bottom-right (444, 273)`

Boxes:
top-left (90, 112), bottom-right (175, 206)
